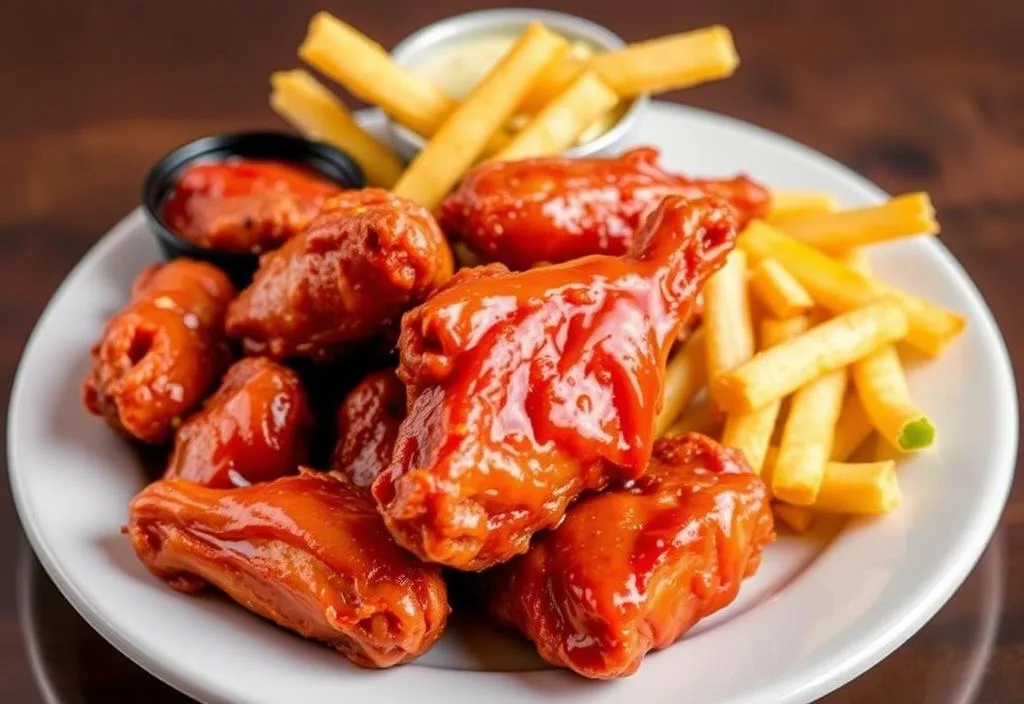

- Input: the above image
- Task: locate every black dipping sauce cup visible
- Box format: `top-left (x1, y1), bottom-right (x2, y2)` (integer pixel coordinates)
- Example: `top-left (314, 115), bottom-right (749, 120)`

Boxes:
top-left (142, 131), bottom-right (365, 287)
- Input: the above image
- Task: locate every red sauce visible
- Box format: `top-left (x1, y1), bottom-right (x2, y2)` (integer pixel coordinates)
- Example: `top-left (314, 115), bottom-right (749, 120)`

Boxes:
top-left (162, 158), bottom-right (342, 254)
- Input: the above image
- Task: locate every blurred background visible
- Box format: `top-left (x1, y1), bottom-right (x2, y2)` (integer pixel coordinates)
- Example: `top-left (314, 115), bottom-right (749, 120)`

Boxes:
top-left (0, 1), bottom-right (1020, 701)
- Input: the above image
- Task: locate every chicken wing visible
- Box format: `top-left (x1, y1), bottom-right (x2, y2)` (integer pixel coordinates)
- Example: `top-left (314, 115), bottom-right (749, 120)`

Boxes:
top-left (164, 357), bottom-right (312, 488)
top-left (226, 188), bottom-right (453, 361)
top-left (83, 258), bottom-right (234, 443)
top-left (330, 370), bottom-right (405, 488)
top-left (487, 433), bottom-right (774, 679)
top-left (127, 471), bottom-right (449, 668)
top-left (373, 196), bottom-right (737, 570)
top-left (439, 146), bottom-right (768, 269)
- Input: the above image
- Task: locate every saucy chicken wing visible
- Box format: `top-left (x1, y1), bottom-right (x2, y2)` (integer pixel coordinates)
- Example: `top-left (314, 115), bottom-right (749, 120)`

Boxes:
top-left (226, 188), bottom-right (453, 361)
top-left (330, 370), bottom-right (406, 488)
top-left (439, 146), bottom-right (768, 269)
top-left (487, 433), bottom-right (774, 679)
top-left (127, 471), bottom-right (449, 668)
top-left (373, 196), bottom-right (737, 570)
top-left (164, 357), bottom-right (312, 488)
top-left (83, 259), bottom-right (234, 443)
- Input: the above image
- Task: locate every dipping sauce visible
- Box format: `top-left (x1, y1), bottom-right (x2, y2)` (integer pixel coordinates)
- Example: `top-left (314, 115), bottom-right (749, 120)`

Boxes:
top-left (411, 33), bottom-right (624, 146)
top-left (162, 158), bottom-right (342, 254)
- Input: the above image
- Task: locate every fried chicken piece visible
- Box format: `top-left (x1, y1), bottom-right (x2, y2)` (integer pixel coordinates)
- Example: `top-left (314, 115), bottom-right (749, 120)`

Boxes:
top-left (226, 189), bottom-right (453, 362)
top-left (439, 146), bottom-right (768, 269)
top-left (164, 357), bottom-right (312, 487)
top-left (487, 433), bottom-right (774, 679)
top-left (83, 259), bottom-right (234, 443)
top-left (373, 196), bottom-right (737, 570)
top-left (330, 370), bottom-right (406, 489)
top-left (127, 471), bottom-right (449, 668)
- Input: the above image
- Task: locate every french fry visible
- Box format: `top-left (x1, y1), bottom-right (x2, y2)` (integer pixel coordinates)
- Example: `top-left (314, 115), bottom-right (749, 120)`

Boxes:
top-left (772, 368), bottom-right (847, 505)
top-left (493, 71), bottom-right (619, 161)
top-left (591, 26), bottom-right (739, 98)
top-left (668, 394), bottom-right (724, 437)
top-left (655, 329), bottom-right (707, 435)
top-left (738, 220), bottom-right (966, 355)
top-left (704, 250), bottom-right (755, 390)
top-left (269, 70), bottom-right (403, 188)
top-left (835, 247), bottom-right (873, 276)
top-left (721, 316), bottom-right (810, 474)
top-left (773, 503), bottom-right (814, 532)
top-left (393, 23), bottom-right (567, 209)
top-left (765, 449), bottom-right (901, 514)
top-left (853, 345), bottom-right (935, 451)
top-left (831, 391), bottom-right (874, 461)
top-left (812, 459), bottom-right (901, 514)
top-left (517, 25), bottom-right (739, 110)
top-left (299, 12), bottom-right (511, 151)
top-left (774, 193), bottom-right (938, 253)
top-left (712, 300), bottom-right (908, 414)
top-left (749, 258), bottom-right (814, 318)
top-left (768, 191), bottom-right (838, 221)
top-left (516, 57), bottom-right (587, 113)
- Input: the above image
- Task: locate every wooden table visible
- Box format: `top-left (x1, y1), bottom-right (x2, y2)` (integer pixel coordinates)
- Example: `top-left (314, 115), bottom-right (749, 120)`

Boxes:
top-left (0, 0), bottom-right (1020, 700)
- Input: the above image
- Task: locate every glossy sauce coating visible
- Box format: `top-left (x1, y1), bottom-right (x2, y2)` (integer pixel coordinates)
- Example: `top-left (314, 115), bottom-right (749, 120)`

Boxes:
top-left (330, 370), bottom-right (406, 488)
top-left (226, 189), bottom-right (454, 361)
top-left (488, 433), bottom-right (775, 679)
top-left (439, 147), bottom-right (769, 269)
top-left (83, 259), bottom-right (234, 443)
top-left (373, 196), bottom-right (738, 570)
top-left (162, 158), bottom-right (341, 253)
top-left (164, 357), bottom-right (312, 488)
top-left (126, 471), bottom-right (449, 668)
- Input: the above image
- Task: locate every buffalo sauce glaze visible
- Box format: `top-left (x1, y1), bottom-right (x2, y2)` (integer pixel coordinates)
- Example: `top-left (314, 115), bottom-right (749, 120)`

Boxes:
top-left (164, 357), bottom-right (312, 488)
top-left (439, 146), bottom-right (770, 269)
top-left (487, 433), bottom-right (775, 679)
top-left (162, 158), bottom-right (341, 253)
top-left (373, 196), bottom-right (738, 571)
top-left (126, 472), bottom-right (449, 668)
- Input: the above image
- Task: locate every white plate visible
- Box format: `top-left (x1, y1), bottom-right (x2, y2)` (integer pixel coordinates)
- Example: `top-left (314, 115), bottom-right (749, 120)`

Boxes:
top-left (8, 102), bottom-right (1017, 704)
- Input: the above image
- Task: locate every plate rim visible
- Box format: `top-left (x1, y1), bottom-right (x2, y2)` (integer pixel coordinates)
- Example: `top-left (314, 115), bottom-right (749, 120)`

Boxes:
top-left (7, 101), bottom-right (1019, 704)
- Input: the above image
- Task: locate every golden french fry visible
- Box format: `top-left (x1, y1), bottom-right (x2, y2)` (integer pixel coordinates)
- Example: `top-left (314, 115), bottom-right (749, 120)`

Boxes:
top-left (299, 12), bottom-right (511, 151)
top-left (516, 57), bottom-right (586, 113)
top-left (774, 193), bottom-right (938, 252)
top-left (721, 316), bottom-right (809, 474)
top-left (393, 23), bottom-right (567, 209)
top-left (773, 503), bottom-right (814, 532)
top-left (704, 250), bottom-right (755, 389)
top-left (713, 300), bottom-right (907, 414)
top-left (765, 449), bottom-right (901, 514)
top-left (831, 391), bottom-right (874, 461)
top-left (738, 220), bottom-right (966, 356)
top-left (812, 459), bottom-right (901, 514)
top-left (668, 394), bottom-right (724, 437)
top-left (655, 329), bottom-right (707, 436)
top-left (517, 25), bottom-right (738, 111)
top-left (768, 191), bottom-right (838, 221)
top-left (591, 26), bottom-right (739, 98)
top-left (749, 258), bottom-right (814, 318)
top-left (853, 345), bottom-right (935, 451)
top-left (835, 247), bottom-right (873, 276)
top-left (269, 70), bottom-right (403, 188)
top-left (493, 71), bottom-right (619, 161)
top-left (772, 368), bottom-right (848, 505)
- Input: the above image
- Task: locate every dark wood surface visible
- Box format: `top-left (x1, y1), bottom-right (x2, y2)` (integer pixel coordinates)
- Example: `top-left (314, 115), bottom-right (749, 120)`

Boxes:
top-left (0, 0), bottom-right (1021, 701)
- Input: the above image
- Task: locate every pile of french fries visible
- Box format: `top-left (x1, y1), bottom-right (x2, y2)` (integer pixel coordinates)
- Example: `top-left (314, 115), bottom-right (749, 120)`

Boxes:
top-left (654, 192), bottom-right (964, 532)
top-left (270, 12), bottom-right (740, 205)
top-left (267, 12), bottom-right (966, 534)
